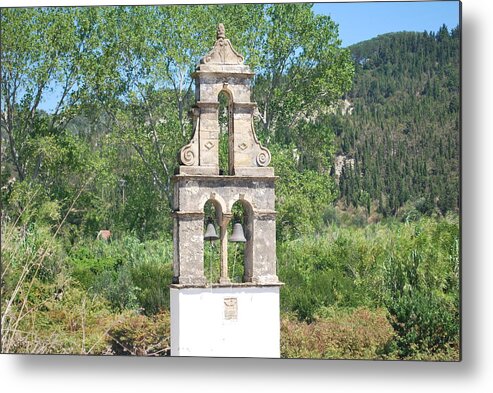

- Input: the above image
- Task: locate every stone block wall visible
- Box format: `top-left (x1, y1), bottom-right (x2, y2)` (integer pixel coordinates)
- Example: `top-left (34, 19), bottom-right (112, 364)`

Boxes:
top-left (172, 175), bottom-right (279, 285)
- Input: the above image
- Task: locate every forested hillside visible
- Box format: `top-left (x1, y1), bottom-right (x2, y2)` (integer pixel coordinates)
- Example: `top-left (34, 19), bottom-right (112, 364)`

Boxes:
top-left (333, 26), bottom-right (460, 219)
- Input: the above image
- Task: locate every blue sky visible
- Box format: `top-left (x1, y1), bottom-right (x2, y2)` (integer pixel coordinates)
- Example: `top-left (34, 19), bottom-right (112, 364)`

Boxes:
top-left (313, 1), bottom-right (461, 47)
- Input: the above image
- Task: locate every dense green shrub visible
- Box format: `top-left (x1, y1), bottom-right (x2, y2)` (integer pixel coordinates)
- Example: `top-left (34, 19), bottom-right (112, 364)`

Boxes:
top-left (386, 291), bottom-right (459, 359)
top-left (382, 214), bottom-right (460, 358)
top-left (2, 222), bottom-right (67, 290)
top-left (278, 215), bottom-right (460, 359)
top-left (281, 307), bottom-right (394, 359)
top-left (67, 235), bottom-right (173, 314)
top-left (3, 279), bottom-right (116, 355)
top-left (278, 227), bottom-right (385, 321)
top-left (130, 257), bottom-right (173, 314)
top-left (271, 143), bottom-right (337, 241)
top-left (3, 205), bottom-right (458, 359)
top-left (3, 275), bottom-right (170, 355)
top-left (70, 246), bottom-right (120, 289)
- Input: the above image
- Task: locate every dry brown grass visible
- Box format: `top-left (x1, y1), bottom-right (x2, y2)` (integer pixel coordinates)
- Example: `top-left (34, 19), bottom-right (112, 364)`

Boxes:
top-left (281, 307), bottom-right (395, 359)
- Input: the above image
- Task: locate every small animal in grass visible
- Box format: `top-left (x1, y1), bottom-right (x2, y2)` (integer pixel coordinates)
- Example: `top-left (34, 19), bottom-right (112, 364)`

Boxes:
top-left (96, 230), bottom-right (111, 241)
top-left (54, 287), bottom-right (64, 301)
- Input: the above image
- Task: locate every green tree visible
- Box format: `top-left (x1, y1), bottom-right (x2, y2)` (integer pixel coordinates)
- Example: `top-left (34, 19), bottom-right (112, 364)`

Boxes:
top-left (253, 4), bottom-right (354, 144)
top-left (2, 4), bottom-right (353, 237)
top-left (1, 8), bottom-right (106, 183)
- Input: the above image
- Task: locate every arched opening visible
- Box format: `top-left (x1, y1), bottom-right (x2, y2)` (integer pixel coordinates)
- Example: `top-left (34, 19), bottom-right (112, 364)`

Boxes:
top-left (228, 200), bottom-right (253, 283)
top-left (203, 199), bottom-right (221, 284)
top-left (218, 90), bottom-right (233, 175)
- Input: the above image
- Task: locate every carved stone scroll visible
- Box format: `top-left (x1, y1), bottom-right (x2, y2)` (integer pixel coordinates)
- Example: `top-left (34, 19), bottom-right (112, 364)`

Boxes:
top-left (179, 118), bottom-right (199, 166)
top-left (251, 117), bottom-right (271, 167)
top-left (256, 147), bottom-right (271, 167)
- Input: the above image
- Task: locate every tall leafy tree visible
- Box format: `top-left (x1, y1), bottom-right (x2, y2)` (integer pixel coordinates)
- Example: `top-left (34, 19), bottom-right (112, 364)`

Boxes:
top-left (1, 4), bottom-right (353, 237)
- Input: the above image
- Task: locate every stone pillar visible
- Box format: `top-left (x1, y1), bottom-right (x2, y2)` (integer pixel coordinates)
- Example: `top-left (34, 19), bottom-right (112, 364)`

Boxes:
top-left (242, 206), bottom-right (254, 282)
top-left (172, 215), bottom-right (179, 283)
top-left (219, 213), bottom-right (233, 284)
top-left (251, 211), bottom-right (278, 284)
top-left (174, 212), bottom-right (206, 285)
top-left (198, 102), bottom-right (220, 171)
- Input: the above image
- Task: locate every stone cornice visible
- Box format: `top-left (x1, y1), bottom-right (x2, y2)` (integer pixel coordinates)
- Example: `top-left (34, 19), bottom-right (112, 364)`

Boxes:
top-left (192, 70), bottom-right (255, 79)
top-left (254, 210), bottom-right (277, 220)
top-left (172, 174), bottom-right (278, 182)
top-left (195, 101), bottom-right (220, 108)
top-left (194, 101), bottom-right (257, 109)
top-left (233, 102), bottom-right (257, 109)
top-left (170, 282), bottom-right (284, 289)
top-left (172, 211), bottom-right (204, 219)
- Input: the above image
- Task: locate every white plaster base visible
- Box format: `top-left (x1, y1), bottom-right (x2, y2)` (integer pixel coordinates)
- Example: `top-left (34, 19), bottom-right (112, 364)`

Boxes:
top-left (170, 286), bottom-right (280, 358)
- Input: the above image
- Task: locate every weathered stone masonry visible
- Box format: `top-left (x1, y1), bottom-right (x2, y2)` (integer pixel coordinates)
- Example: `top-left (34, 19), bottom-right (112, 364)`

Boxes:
top-left (172, 24), bottom-right (280, 287)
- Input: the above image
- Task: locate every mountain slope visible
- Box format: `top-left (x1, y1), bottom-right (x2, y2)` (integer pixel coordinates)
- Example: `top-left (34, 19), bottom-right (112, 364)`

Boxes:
top-left (333, 25), bottom-right (460, 218)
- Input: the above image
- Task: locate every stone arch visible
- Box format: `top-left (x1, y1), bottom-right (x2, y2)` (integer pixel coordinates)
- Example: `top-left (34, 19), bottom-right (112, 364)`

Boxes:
top-left (198, 193), bottom-right (227, 216)
top-left (227, 193), bottom-right (254, 213)
top-left (202, 197), bottom-right (223, 284)
top-left (218, 84), bottom-right (234, 102)
top-left (218, 88), bottom-right (234, 175)
top-left (228, 197), bottom-right (254, 282)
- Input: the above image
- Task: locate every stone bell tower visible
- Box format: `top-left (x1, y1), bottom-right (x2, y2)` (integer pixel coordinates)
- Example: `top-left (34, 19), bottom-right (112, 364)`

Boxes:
top-left (170, 24), bottom-right (282, 358)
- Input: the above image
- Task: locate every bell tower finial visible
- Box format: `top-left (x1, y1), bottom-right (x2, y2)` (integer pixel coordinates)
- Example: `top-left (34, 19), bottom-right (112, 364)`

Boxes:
top-left (217, 23), bottom-right (225, 39)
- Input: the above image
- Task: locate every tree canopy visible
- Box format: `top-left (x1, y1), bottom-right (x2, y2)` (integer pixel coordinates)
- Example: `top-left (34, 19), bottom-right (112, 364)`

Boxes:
top-left (1, 4), bottom-right (353, 239)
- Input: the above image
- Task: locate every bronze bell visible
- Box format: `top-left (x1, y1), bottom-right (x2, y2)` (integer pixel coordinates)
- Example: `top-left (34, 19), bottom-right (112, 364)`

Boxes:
top-left (204, 222), bottom-right (219, 241)
top-left (229, 223), bottom-right (247, 243)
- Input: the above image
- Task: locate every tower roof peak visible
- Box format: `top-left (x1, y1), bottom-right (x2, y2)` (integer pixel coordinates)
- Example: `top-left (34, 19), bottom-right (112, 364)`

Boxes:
top-left (217, 23), bottom-right (225, 39)
top-left (199, 23), bottom-right (244, 66)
